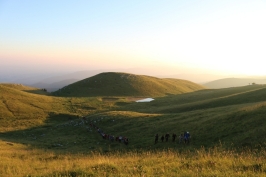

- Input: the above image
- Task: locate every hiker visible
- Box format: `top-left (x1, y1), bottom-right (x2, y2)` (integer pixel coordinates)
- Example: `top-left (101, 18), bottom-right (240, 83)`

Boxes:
top-left (161, 135), bottom-right (165, 142)
top-left (124, 137), bottom-right (129, 145)
top-left (185, 132), bottom-right (190, 144)
top-left (179, 134), bottom-right (184, 144)
top-left (165, 133), bottom-right (170, 142)
top-left (110, 135), bottom-right (115, 141)
top-left (119, 136), bottom-right (123, 143)
top-left (155, 134), bottom-right (159, 144)
top-left (104, 134), bottom-right (108, 139)
top-left (183, 131), bottom-right (188, 144)
top-left (172, 133), bottom-right (177, 142)
top-left (101, 133), bottom-right (105, 139)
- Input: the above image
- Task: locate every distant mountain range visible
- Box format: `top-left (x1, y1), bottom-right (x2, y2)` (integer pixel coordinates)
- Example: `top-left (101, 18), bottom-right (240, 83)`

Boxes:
top-left (203, 78), bottom-right (266, 89)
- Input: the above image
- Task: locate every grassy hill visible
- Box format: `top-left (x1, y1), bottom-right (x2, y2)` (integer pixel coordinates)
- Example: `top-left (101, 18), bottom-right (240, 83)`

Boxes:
top-left (1, 81), bottom-right (266, 176)
top-left (0, 83), bottom-right (117, 131)
top-left (204, 77), bottom-right (266, 89)
top-left (1, 83), bottom-right (266, 149)
top-left (111, 84), bottom-right (266, 147)
top-left (121, 84), bottom-right (266, 113)
top-left (53, 72), bottom-right (205, 97)
top-left (0, 84), bottom-right (71, 131)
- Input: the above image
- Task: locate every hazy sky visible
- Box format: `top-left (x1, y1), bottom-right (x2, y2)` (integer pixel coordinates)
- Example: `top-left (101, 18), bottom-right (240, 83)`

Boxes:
top-left (1, 0), bottom-right (266, 81)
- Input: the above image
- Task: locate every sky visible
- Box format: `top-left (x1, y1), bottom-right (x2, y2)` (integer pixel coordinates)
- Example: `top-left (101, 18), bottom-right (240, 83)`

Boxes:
top-left (1, 0), bottom-right (266, 83)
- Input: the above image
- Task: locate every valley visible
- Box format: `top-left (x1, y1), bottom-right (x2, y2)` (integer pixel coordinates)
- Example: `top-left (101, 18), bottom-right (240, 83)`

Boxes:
top-left (0, 73), bottom-right (265, 176)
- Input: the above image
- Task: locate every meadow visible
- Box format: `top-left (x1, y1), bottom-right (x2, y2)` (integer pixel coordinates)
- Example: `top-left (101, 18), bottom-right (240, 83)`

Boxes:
top-left (0, 140), bottom-right (265, 177)
top-left (0, 76), bottom-right (266, 176)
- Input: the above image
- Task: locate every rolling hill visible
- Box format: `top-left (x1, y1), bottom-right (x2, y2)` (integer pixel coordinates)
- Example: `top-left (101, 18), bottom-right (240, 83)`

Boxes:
top-left (0, 83), bottom-right (110, 131)
top-left (0, 84), bottom-right (70, 130)
top-left (53, 72), bottom-right (205, 97)
top-left (1, 79), bottom-right (266, 176)
top-left (203, 77), bottom-right (266, 89)
top-left (1, 82), bottom-right (265, 149)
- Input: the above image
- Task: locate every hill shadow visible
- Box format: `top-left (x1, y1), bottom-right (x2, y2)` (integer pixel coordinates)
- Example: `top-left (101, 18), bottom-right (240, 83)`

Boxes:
top-left (0, 112), bottom-right (205, 154)
top-left (0, 113), bottom-right (91, 154)
top-left (0, 113), bottom-right (172, 154)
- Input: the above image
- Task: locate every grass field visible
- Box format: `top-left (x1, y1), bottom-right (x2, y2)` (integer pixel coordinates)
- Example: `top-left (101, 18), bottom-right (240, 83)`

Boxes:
top-left (0, 140), bottom-right (265, 177)
top-left (0, 79), bottom-right (266, 176)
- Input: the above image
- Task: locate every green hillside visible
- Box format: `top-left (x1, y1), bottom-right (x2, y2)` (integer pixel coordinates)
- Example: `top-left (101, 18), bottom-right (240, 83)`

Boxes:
top-left (0, 84), bottom-right (70, 130)
top-left (0, 82), bottom-right (265, 149)
top-left (120, 84), bottom-right (266, 113)
top-left (53, 72), bottom-right (205, 97)
top-left (1, 81), bottom-right (266, 176)
top-left (0, 84), bottom-right (115, 131)
top-left (110, 85), bottom-right (266, 148)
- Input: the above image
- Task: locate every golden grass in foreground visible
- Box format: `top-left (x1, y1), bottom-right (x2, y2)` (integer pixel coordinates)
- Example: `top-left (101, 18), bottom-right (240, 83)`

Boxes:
top-left (0, 141), bottom-right (265, 177)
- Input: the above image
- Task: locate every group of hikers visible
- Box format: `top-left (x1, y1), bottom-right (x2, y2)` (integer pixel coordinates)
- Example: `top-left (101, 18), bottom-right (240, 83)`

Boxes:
top-left (89, 121), bottom-right (129, 145)
top-left (82, 117), bottom-right (191, 146)
top-left (155, 132), bottom-right (191, 144)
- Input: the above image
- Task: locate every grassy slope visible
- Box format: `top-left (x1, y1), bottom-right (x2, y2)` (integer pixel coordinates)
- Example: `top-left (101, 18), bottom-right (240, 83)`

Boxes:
top-left (0, 83), bottom-right (265, 150)
top-left (120, 85), bottom-right (266, 113)
top-left (112, 85), bottom-right (266, 147)
top-left (0, 84), bottom-right (115, 131)
top-left (53, 72), bottom-right (205, 97)
top-left (1, 83), bottom-right (266, 176)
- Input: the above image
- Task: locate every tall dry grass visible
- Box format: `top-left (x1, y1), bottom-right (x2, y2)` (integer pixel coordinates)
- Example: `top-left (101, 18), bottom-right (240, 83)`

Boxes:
top-left (0, 141), bottom-right (265, 177)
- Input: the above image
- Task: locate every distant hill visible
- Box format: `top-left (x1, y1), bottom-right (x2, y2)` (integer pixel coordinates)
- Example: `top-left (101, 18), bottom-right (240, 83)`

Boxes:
top-left (157, 73), bottom-right (229, 84)
top-left (53, 72), bottom-right (205, 97)
top-left (203, 78), bottom-right (266, 89)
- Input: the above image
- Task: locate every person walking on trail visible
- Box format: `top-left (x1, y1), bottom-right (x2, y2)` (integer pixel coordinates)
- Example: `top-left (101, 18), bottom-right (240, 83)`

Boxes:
top-left (172, 133), bottom-right (177, 142)
top-left (161, 135), bottom-right (165, 142)
top-left (165, 133), bottom-right (170, 142)
top-left (184, 131), bottom-right (188, 144)
top-left (185, 132), bottom-right (191, 144)
top-left (124, 137), bottom-right (129, 145)
top-left (155, 134), bottom-right (159, 144)
top-left (179, 134), bottom-right (184, 144)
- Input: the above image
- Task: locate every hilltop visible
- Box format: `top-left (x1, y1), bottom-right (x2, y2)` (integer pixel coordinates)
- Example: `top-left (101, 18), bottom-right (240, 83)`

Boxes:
top-left (53, 72), bottom-right (205, 97)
